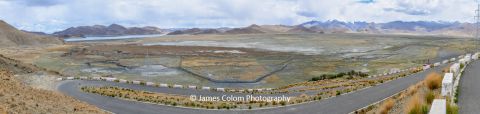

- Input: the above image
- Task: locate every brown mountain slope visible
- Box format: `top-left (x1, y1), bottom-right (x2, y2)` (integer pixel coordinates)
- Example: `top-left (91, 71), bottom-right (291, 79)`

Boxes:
top-left (0, 53), bottom-right (106, 113)
top-left (224, 24), bottom-right (265, 34)
top-left (0, 69), bottom-right (106, 114)
top-left (0, 20), bottom-right (62, 47)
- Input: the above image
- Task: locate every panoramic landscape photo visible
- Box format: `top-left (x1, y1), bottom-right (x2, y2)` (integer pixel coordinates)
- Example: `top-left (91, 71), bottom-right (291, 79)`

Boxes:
top-left (0, 0), bottom-right (479, 114)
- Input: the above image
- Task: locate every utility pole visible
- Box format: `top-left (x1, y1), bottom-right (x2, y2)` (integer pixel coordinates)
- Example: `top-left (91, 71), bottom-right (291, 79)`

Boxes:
top-left (475, 3), bottom-right (480, 52)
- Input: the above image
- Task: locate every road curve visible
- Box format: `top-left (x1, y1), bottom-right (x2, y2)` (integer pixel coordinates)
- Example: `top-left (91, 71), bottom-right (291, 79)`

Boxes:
top-left (458, 61), bottom-right (480, 114)
top-left (57, 65), bottom-right (446, 114)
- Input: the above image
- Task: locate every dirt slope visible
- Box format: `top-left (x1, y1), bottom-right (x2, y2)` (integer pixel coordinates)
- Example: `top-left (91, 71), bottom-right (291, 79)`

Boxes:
top-left (0, 20), bottom-right (63, 47)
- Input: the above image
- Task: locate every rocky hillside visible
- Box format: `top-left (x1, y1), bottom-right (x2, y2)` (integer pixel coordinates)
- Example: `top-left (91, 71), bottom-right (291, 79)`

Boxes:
top-left (53, 24), bottom-right (166, 38)
top-left (0, 52), bottom-right (106, 113)
top-left (0, 20), bottom-right (63, 47)
top-left (0, 69), bottom-right (106, 114)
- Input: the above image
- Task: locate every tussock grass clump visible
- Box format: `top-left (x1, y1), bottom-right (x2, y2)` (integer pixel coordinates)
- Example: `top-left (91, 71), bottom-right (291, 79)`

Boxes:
top-left (425, 90), bottom-right (435, 104)
top-left (446, 102), bottom-right (459, 114)
top-left (405, 94), bottom-right (428, 114)
top-left (425, 72), bottom-right (442, 90)
top-left (378, 99), bottom-right (395, 114)
top-left (407, 83), bottom-right (419, 96)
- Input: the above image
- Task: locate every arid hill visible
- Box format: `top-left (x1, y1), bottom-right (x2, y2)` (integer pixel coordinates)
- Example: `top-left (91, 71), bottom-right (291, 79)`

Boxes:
top-left (0, 20), bottom-right (63, 47)
top-left (0, 69), bottom-right (106, 114)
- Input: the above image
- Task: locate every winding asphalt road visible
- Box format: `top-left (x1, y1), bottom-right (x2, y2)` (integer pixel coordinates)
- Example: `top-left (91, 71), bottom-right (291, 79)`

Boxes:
top-left (58, 64), bottom-right (447, 114)
top-left (458, 61), bottom-right (480, 114)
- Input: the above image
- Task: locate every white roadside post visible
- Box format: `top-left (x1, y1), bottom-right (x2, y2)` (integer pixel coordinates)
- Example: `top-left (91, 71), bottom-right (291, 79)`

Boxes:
top-left (119, 79), bottom-right (127, 83)
top-left (159, 83), bottom-right (168, 87)
top-left (105, 78), bottom-right (116, 82)
top-left (428, 99), bottom-right (446, 114)
top-left (202, 86), bottom-right (211, 90)
top-left (173, 84), bottom-right (183, 88)
top-left (442, 60), bottom-right (449, 64)
top-left (450, 63), bottom-right (460, 77)
top-left (216, 88), bottom-right (225, 92)
top-left (132, 80), bottom-right (141, 85)
top-left (441, 73), bottom-right (454, 97)
top-left (146, 82), bottom-right (155, 86)
top-left (188, 85), bottom-right (197, 89)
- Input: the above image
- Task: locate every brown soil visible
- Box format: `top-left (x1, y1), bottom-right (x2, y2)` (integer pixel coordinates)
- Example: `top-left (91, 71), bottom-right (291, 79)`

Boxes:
top-left (0, 69), bottom-right (107, 114)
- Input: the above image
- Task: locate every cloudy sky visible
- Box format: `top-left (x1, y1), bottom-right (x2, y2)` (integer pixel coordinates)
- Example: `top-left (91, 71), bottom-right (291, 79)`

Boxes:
top-left (0, 0), bottom-right (477, 33)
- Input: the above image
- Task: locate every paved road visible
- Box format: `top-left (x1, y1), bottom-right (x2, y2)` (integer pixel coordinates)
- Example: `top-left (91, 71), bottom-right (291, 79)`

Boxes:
top-left (458, 61), bottom-right (480, 114)
top-left (58, 64), bottom-right (446, 114)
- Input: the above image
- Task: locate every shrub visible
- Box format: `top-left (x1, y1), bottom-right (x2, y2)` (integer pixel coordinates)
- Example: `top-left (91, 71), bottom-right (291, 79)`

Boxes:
top-left (336, 91), bottom-right (342, 96)
top-left (406, 94), bottom-right (427, 114)
top-left (447, 103), bottom-right (459, 114)
top-left (425, 91), bottom-right (435, 104)
top-left (454, 88), bottom-right (459, 103)
top-left (378, 99), bottom-right (395, 114)
top-left (425, 72), bottom-right (442, 90)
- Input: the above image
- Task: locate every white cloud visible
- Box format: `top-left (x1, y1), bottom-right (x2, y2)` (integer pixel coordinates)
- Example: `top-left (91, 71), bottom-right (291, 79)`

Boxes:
top-left (0, 0), bottom-right (477, 33)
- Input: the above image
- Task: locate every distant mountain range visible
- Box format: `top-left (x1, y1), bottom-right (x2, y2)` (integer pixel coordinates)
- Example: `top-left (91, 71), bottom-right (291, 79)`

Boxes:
top-left (165, 20), bottom-right (476, 37)
top-left (50, 20), bottom-right (478, 38)
top-left (53, 24), bottom-right (167, 38)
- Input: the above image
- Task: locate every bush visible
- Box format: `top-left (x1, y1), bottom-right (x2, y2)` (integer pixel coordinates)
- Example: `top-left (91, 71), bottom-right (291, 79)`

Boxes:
top-left (425, 91), bottom-right (435, 104)
top-left (406, 94), bottom-right (427, 114)
top-left (425, 72), bottom-right (442, 90)
top-left (378, 99), bottom-right (395, 114)
top-left (447, 103), bottom-right (459, 114)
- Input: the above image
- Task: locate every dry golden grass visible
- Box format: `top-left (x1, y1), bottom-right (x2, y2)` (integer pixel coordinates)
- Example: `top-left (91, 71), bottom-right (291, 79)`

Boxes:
top-left (425, 72), bottom-right (442, 90)
top-left (405, 94), bottom-right (425, 114)
top-left (407, 83), bottom-right (419, 96)
top-left (378, 99), bottom-right (395, 114)
top-left (0, 69), bottom-right (106, 114)
top-left (0, 105), bottom-right (5, 114)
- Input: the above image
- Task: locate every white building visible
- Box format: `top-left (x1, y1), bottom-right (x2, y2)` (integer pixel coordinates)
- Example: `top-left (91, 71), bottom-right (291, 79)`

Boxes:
top-left (450, 63), bottom-right (460, 76)
top-left (428, 99), bottom-right (446, 114)
top-left (56, 78), bottom-right (63, 81)
top-left (247, 89), bottom-right (254, 92)
top-left (442, 73), bottom-right (453, 96)
top-left (66, 77), bottom-right (74, 80)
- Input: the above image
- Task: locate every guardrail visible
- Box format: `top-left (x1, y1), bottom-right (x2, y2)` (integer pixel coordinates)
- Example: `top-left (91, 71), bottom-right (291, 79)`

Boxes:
top-left (351, 53), bottom-right (475, 114)
top-left (56, 76), bottom-right (274, 93)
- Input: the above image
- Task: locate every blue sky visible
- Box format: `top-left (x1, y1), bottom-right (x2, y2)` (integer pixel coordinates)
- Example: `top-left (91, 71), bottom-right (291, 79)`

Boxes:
top-left (0, 0), bottom-right (477, 33)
